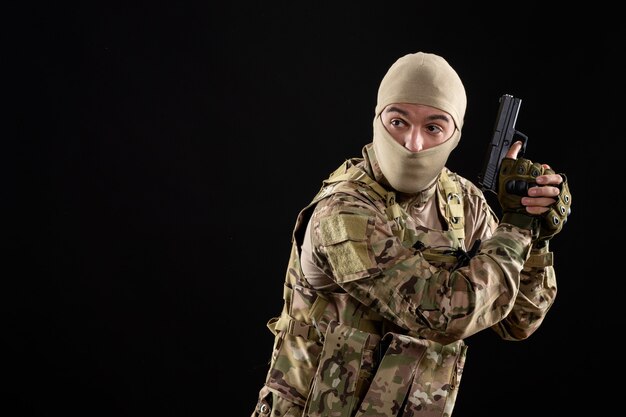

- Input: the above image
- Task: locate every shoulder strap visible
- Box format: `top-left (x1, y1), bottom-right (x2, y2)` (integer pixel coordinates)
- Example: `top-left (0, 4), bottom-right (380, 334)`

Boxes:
top-left (313, 162), bottom-right (466, 245)
top-left (313, 160), bottom-right (403, 225)
top-left (438, 170), bottom-right (465, 243)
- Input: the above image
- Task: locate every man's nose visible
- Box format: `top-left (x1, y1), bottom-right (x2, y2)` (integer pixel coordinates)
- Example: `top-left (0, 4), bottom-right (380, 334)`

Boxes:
top-left (404, 130), bottom-right (424, 152)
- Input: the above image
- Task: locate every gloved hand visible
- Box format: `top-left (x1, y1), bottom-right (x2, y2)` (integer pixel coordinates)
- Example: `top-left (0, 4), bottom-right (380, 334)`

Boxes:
top-left (498, 157), bottom-right (571, 242)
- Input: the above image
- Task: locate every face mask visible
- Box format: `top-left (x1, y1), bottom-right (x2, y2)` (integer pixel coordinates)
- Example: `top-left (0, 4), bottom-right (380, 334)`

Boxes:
top-left (373, 117), bottom-right (460, 193)
top-left (372, 52), bottom-right (467, 193)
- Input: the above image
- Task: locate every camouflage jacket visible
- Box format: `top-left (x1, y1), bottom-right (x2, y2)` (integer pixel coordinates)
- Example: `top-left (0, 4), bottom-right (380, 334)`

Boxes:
top-left (253, 143), bottom-right (557, 417)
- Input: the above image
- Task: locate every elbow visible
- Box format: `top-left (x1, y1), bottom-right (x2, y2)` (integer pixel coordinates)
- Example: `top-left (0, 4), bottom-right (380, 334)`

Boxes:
top-left (496, 311), bottom-right (549, 341)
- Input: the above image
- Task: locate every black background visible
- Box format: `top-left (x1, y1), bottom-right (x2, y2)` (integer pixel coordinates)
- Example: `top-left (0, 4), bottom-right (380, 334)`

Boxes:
top-left (9, 2), bottom-right (619, 416)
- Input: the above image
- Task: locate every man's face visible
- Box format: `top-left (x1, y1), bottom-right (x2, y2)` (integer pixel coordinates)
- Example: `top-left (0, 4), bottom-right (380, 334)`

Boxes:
top-left (380, 103), bottom-right (456, 153)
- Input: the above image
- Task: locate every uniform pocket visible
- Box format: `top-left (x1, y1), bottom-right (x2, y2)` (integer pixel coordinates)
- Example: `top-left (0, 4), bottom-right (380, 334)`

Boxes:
top-left (264, 330), bottom-right (323, 407)
top-left (304, 321), bottom-right (380, 417)
top-left (355, 333), bottom-right (467, 417)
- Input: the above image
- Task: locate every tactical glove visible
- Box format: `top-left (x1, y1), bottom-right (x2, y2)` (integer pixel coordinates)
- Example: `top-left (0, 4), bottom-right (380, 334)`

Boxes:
top-left (498, 157), bottom-right (571, 242)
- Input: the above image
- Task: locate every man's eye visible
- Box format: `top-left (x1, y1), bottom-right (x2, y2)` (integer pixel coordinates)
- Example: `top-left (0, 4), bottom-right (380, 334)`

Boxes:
top-left (390, 119), bottom-right (404, 127)
top-left (427, 125), bottom-right (443, 133)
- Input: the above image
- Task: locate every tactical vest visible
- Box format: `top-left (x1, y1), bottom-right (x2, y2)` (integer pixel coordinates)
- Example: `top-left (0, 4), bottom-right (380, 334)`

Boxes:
top-left (260, 159), bottom-right (469, 417)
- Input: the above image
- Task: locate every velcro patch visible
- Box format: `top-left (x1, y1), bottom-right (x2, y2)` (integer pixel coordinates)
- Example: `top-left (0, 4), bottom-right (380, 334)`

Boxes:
top-left (320, 214), bottom-right (372, 282)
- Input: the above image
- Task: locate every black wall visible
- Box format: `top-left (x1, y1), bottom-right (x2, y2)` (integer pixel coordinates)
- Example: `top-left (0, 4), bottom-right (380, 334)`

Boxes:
top-left (9, 3), bottom-right (618, 416)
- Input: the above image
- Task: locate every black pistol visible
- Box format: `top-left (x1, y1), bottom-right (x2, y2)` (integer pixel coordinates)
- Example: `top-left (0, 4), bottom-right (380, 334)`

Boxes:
top-left (477, 94), bottom-right (528, 195)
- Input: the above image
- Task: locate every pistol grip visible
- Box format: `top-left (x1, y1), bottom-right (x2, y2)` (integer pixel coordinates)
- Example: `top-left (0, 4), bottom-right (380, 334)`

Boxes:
top-left (505, 180), bottom-right (537, 196)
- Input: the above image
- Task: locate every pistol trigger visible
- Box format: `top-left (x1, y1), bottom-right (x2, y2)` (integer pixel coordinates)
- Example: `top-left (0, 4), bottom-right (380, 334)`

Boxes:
top-left (515, 131), bottom-right (529, 157)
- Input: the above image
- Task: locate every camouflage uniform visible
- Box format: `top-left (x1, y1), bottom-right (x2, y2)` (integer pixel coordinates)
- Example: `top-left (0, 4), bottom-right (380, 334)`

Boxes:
top-left (251, 143), bottom-right (556, 417)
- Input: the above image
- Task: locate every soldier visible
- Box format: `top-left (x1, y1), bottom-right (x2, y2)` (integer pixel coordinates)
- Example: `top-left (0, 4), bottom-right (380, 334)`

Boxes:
top-left (251, 51), bottom-right (571, 417)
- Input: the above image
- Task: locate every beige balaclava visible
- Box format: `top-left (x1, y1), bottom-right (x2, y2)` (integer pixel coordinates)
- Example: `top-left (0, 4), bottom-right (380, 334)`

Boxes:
top-left (373, 52), bottom-right (467, 193)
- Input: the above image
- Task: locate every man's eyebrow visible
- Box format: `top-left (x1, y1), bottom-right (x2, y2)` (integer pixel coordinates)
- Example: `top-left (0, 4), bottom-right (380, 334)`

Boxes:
top-left (426, 114), bottom-right (451, 123)
top-left (384, 106), bottom-right (451, 123)
top-left (385, 106), bottom-right (409, 116)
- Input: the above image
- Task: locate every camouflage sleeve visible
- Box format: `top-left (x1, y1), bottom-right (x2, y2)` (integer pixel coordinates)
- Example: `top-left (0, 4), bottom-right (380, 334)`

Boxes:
top-left (310, 192), bottom-right (534, 345)
top-left (462, 184), bottom-right (558, 341)
top-left (490, 242), bottom-right (557, 340)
